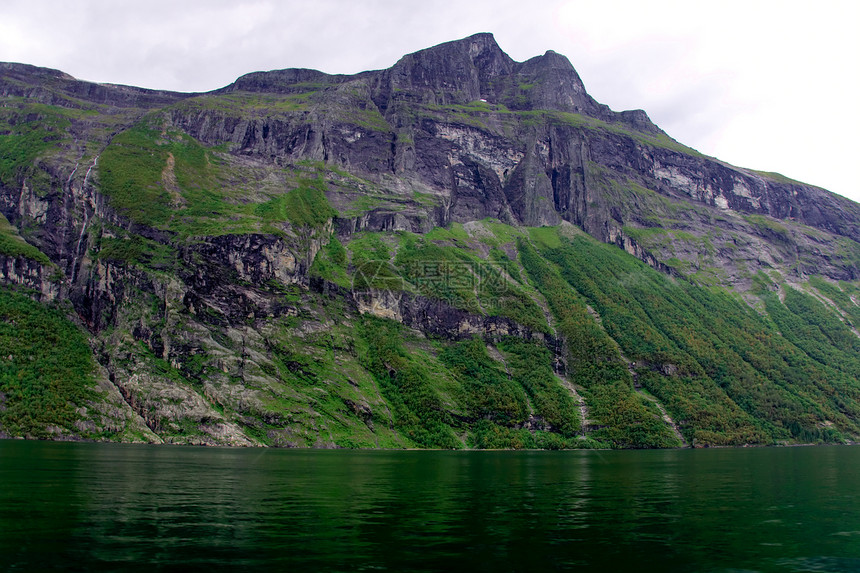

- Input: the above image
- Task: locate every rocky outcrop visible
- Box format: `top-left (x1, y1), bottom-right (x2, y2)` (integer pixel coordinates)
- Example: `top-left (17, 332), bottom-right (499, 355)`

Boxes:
top-left (139, 33), bottom-right (860, 263)
top-left (351, 287), bottom-right (554, 344)
top-left (0, 255), bottom-right (59, 301)
top-left (190, 233), bottom-right (314, 289)
top-left (3, 33), bottom-right (860, 449)
top-left (0, 62), bottom-right (191, 109)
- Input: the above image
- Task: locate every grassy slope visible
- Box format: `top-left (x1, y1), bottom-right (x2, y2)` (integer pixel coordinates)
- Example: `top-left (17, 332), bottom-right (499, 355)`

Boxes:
top-left (0, 213), bottom-right (51, 264)
top-left (0, 288), bottom-right (97, 437)
top-left (3, 86), bottom-right (860, 449)
top-left (526, 226), bottom-right (860, 445)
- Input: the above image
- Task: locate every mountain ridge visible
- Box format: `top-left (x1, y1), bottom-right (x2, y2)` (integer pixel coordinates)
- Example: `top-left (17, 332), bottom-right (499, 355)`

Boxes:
top-left (1, 34), bottom-right (860, 449)
top-left (220, 33), bottom-right (666, 137)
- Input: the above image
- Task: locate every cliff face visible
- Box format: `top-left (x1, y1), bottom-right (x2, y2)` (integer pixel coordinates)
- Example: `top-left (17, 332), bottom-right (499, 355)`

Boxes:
top-left (179, 35), bottom-right (860, 278)
top-left (2, 34), bottom-right (860, 449)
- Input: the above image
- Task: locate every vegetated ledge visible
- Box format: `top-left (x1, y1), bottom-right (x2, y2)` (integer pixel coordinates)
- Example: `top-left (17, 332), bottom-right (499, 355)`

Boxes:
top-left (2, 34), bottom-right (860, 450)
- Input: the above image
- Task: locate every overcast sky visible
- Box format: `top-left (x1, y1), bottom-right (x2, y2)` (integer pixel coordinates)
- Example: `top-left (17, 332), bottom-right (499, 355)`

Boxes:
top-left (2, 0), bottom-right (858, 202)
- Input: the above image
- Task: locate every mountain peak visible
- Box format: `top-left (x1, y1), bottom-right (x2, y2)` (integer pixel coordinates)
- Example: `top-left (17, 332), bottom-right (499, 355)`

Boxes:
top-left (0, 62), bottom-right (76, 82)
top-left (385, 33), bottom-right (516, 105)
top-left (4, 31), bottom-right (860, 452)
top-left (417, 32), bottom-right (504, 58)
top-left (456, 31), bottom-right (500, 49)
top-left (382, 34), bottom-right (624, 122)
top-left (540, 49), bottom-right (574, 68)
top-left (212, 34), bottom-right (655, 133)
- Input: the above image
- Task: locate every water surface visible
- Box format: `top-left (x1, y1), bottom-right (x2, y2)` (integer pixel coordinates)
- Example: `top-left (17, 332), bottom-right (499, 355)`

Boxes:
top-left (1, 442), bottom-right (859, 571)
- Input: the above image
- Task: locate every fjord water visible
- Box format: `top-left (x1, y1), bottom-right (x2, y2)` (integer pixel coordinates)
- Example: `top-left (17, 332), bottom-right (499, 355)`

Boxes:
top-left (1, 443), bottom-right (859, 572)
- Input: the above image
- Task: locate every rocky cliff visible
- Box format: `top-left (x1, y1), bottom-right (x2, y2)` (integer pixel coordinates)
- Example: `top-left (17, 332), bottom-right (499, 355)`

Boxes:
top-left (2, 34), bottom-right (860, 448)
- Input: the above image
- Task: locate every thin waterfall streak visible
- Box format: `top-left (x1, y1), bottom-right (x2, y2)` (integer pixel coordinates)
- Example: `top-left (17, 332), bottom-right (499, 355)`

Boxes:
top-left (83, 155), bottom-right (99, 188)
top-left (66, 163), bottom-right (79, 189)
top-left (70, 155), bottom-right (99, 283)
top-left (70, 208), bottom-right (89, 283)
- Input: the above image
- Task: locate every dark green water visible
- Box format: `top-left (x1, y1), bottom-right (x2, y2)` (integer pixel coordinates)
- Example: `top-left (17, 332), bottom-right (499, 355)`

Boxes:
top-left (1, 442), bottom-right (859, 572)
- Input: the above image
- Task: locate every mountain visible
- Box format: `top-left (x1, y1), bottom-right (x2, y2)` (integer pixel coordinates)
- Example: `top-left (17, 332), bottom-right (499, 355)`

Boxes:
top-left (2, 33), bottom-right (860, 448)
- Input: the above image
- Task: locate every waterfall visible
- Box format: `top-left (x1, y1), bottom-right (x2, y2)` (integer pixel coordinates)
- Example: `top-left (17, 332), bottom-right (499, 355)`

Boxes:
top-left (70, 155), bottom-right (99, 283)
top-left (66, 162), bottom-right (79, 189)
top-left (83, 155), bottom-right (98, 188)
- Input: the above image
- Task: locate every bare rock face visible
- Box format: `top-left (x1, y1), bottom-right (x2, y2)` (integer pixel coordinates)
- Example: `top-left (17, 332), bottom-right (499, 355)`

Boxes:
top-left (0, 255), bottom-right (58, 301)
top-left (133, 32), bottom-right (860, 273)
top-left (0, 62), bottom-right (190, 108)
top-left (374, 34), bottom-right (620, 121)
top-left (384, 33), bottom-right (515, 106)
top-left (3, 33), bottom-right (860, 448)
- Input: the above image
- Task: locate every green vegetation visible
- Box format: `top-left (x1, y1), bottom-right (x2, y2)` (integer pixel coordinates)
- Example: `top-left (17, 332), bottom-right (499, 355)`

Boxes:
top-left (751, 170), bottom-right (811, 187)
top-left (413, 99), bottom-right (701, 157)
top-left (173, 91), bottom-right (317, 118)
top-left (0, 213), bottom-right (50, 263)
top-left (518, 237), bottom-right (679, 448)
top-left (425, 221), bottom-right (472, 243)
top-left (483, 220), bottom-right (527, 246)
top-left (808, 276), bottom-right (860, 326)
top-left (517, 110), bottom-right (705, 157)
top-left (342, 106), bottom-right (390, 132)
top-left (621, 225), bottom-right (716, 266)
top-left (528, 226), bottom-right (563, 249)
top-left (764, 287), bottom-right (860, 380)
top-left (309, 221), bottom-right (860, 447)
top-left (0, 104), bottom-right (74, 187)
top-left (744, 214), bottom-right (791, 243)
top-left (337, 229), bottom-right (548, 332)
top-left (834, 238), bottom-right (860, 269)
top-left (488, 247), bottom-right (523, 284)
top-left (99, 119), bottom-right (338, 236)
top-left (440, 337), bottom-right (528, 425)
top-left (256, 176), bottom-right (337, 230)
top-left (5, 53), bottom-right (860, 451)
top-left (0, 288), bottom-right (97, 437)
top-left (309, 236), bottom-right (350, 288)
top-left (522, 226), bottom-right (860, 445)
top-left (419, 102), bottom-right (500, 129)
top-left (396, 235), bottom-right (483, 311)
top-left (96, 231), bottom-right (178, 270)
top-left (356, 316), bottom-right (460, 448)
top-left (240, 313), bottom-right (409, 449)
top-left (395, 233), bottom-right (548, 332)
top-left (98, 121), bottom-right (211, 227)
top-left (498, 337), bottom-right (580, 436)
top-left (354, 318), bottom-right (586, 450)
top-left (348, 232), bottom-right (402, 291)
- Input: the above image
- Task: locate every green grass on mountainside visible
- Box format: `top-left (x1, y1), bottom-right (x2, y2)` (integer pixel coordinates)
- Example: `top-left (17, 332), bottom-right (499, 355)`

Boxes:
top-left (0, 103), bottom-right (79, 188)
top-left (0, 288), bottom-right (98, 438)
top-left (355, 315), bottom-right (589, 450)
top-left (255, 176), bottom-right (337, 229)
top-left (522, 225), bottom-right (859, 446)
top-left (356, 315), bottom-right (461, 449)
top-left (439, 337), bottom-right (529, 427)
top-left (518, 237), bottom-right (679, 448)
top-left (0, 213), bottom-right (51, 264)
top-left (498, 337), bottom-right (580, 438)
top-left (340, 230), bottom-right (549, 333)
top-left (316, 222), bottom-right (860, 447)
top-left (98, 120), bottom-right (338, 236)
